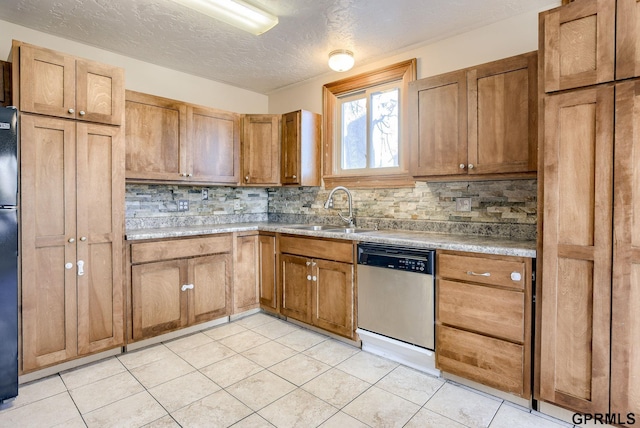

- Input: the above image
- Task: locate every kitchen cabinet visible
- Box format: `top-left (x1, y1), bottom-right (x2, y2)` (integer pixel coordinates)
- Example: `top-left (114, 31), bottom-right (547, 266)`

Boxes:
top-left (280, 110), bottom-right (321, 186)
top-left (128, 235), bottom-right (232, 341)
top-left (279, 235), bottom-right (355, 339)
top-left (125, 90), bottom-right (240, 184)
top-left (233, 231), bottom-right (276, 314)
top-left (241, 114), bottom-right (280, 185)
top-left (14, 41), bottom-right (124, 125)
top-left (409, 51), bottom-right (537, 180)
top-left (20, 115), bottom-right (124, 372)
top-left (436, 251), bottom-right (532, 398)
top-left (0, 60), bottom-right (11, 107)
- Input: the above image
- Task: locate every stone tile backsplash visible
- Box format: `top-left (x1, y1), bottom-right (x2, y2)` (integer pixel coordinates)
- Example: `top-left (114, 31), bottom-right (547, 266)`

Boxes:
top-left (125, 180), bottom-right (537, 240)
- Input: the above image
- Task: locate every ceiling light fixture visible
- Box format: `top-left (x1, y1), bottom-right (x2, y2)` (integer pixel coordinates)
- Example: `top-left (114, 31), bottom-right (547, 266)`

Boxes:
top-left (328, 50), bottom-right (355, 72)
top-left (171, 0), bottom-right (278, 35)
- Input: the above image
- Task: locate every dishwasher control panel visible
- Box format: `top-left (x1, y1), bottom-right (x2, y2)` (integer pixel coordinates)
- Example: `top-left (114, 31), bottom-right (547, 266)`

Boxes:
top-left (357, 243), bottom-right (435, 275)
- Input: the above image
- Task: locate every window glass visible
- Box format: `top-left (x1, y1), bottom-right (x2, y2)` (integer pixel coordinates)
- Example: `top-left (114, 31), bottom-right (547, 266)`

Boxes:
top-left (341, 97), bottom-right (367, 169)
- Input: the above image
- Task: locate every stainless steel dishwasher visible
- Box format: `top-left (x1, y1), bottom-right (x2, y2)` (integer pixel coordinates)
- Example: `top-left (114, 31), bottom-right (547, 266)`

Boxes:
top-left (356, 243), bottom-right (435, 351)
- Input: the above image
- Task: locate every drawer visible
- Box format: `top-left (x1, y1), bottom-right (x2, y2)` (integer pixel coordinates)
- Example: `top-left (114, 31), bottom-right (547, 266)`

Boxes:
top-left (279, 235), bottom-right (353, 263)
top-left (436, 325), bottom-right (526, 397)
top-left (131, 235), bottom-right (232, 264)
top-left (438, 279), bottom-right (525, 343)
top-left (438, 252), bottom-right (526, 290)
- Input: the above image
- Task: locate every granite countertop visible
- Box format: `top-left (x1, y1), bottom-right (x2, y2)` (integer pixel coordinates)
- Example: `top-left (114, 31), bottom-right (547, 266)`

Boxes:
top-left (126, 222), bottom-right (536, 258)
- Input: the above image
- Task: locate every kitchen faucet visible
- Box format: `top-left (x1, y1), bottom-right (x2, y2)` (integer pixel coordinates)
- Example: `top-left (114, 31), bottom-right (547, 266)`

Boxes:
top-left (323, 186), bottom-right (355, 227)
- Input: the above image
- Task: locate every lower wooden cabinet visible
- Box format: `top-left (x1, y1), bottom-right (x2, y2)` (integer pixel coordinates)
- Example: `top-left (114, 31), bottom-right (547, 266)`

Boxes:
top-left (436, 250), bottom-right (532, 398)
top-left (128, 235), bottom-right (232, 342)
top-left (234, 231), bottom-right (277, 314)
top-left (279, 235), bottom-right (355, 339)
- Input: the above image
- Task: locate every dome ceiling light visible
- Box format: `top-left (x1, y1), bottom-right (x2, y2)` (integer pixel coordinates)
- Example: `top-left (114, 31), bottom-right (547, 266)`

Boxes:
top-left (328, 50), bottom-right (355, 72)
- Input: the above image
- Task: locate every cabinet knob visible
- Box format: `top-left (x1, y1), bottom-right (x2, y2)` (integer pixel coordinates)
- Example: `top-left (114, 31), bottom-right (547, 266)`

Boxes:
top-left (292, 175), bottom-right (297, 179)
top-left (65, 262), bottom-right (73, 270)
top-left (468, 164), bottom-right (474, 169)
top-left (312, 275), bottom-right (317, 281)
top-left (187, 173), bottom-right (193, 177)
top-left (510, 272), bottom-right (522, 281)
top-left (68, 108), bottom-right (75, 114)
top-left (312, 261), bottom-right (317, 267)
top-left (179, 173), bottom-right (188, 177)
top-left (307, 275), bottom-right (312, 281)
top-left (79, 111), bottom-right (86, 116)
top-left (68, 238), bottom-right (75, 243)
top-left (80, 236), bottom-right (87, 241)
top-left (306, 261), bottom-right (311, 266)
top-left (459, 164), bottom-right (465, 169)
top-left (245, 176), bottom-right (249, 182)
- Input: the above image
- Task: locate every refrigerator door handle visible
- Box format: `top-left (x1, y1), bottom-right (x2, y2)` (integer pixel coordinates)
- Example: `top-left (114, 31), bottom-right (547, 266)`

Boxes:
top-left (77, 260), bottom-right (85, 276)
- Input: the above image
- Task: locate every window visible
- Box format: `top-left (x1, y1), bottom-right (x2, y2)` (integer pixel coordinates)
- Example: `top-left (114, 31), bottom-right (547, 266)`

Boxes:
top-left (323, 59), bottom-right (416, 188)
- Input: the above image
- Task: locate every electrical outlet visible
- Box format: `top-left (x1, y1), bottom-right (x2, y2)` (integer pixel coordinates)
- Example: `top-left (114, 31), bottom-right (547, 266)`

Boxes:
top-left (202, 188), bottom-right (209, 200)
top-left (456, 197), bottom-right (472, 212)
top-left (178, 200), bottom-right (189, 211)
top-left (234, 200), bottom-right (242, 210)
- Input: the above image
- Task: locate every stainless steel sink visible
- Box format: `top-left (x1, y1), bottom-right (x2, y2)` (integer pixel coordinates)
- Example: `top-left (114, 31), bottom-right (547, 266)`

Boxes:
top-left (324, 227), bottom-right (373, 234)
top-left (289, 224), bottom-right (334, 231)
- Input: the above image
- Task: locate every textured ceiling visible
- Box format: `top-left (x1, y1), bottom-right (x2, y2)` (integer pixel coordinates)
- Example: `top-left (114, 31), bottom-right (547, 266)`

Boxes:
top-left (0, 0), bottom-right (553, 94)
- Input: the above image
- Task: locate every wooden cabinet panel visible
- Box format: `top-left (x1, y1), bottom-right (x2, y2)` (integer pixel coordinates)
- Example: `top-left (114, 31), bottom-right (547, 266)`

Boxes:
top-left (131, 260), bottom-right (188, 341)
top-left (189, 254), bottom-right (231, 324)
top-left (259, 234), bottom-right (278, 312)
top-left (188, 106), bottom-right (240, 184)
top-left (616, 0), bottom-right (640, 79)
top-left (409, 70), bottom-right (467, 177)
top-left (125, 90), bottom-right (186, 181)
top-left (438, 279), bottom-right (524, 343)
top-left (0, 60), bottom-right (11, 107)
top-left (131, 235), bottom-right (232, 264)
top-left (279, 235), bottom-right (353, 264)
top-left (541, 0), bottom-right (615, 92)
top-left (242, 114), bottom-right (280, 185)
top-left (438, 253), bottom-right (526, 290)
top-left (313, 259), bottom-right (354, 338)
top-left (611, 79), bottom-right (640, 418)
top-left (234, 234), bottom-right (260, 314)
top-left (280, 254), bottom-right (312, 323)
top-left (540, 85), bottom-right (613, 413)
top-left (437, 325), bottom-right (526, 396)
top-left (467, 52), bottom-right (537, 174)
top-left (18, 42), bottom-right (123, 124)
top-left (281, 110), bottom-right (321, 186)
top-left (76, 123), bottom-right (124, 354)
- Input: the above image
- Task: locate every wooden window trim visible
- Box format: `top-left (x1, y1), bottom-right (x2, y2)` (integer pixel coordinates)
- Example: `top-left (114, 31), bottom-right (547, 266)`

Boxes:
top-left (323, 59), bottom-right (417, 189)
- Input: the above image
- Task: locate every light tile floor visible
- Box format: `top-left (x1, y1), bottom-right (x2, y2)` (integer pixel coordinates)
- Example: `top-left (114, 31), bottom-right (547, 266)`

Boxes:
top-left (0, 312), bottom-right (579, 428)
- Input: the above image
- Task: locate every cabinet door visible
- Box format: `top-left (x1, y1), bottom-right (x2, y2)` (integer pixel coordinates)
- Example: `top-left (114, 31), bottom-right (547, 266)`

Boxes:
top-left (409, 70), bottom-right (467, 177)
top-left (131, 260), bottom-right (188, 341)
top-left (467, 52), bottom-right (537, 174)
top-left (281, 111), bottom-right (300, 185)
top-left (541, 0), bottom-right (615, 92)
top-left (188, 106), bottom-right (240, 184)
top-left (76, 123), bottom-right (124, 355)
top-left (234, 234), bottom-right (260, 314)
top-left (617, 0), bottom-right (640, 79)
top-left (75, 59), bottom-right (124, 125)
top-left (312, 259), bottom-right (354, 339)
top-left (188, 254), bottom-right (231, 324)
top-left (539, 85), bottom-right (613, 413)
top-left (19, 44), bottom-right (76, 119)
top-left (20, 115), bottom-right (78, 372)
top-left (259, 234), bottom-right (277, 311)
top-left (242, 114), bottom-right (280, 185)
top-left (280, 254), bottom-right (311, 323)
top-left (611, 79), bottom-right (640, 418)
top-left (0, 60), bottom-right (11, 107)
top-left (125, 91), bottom-right (187, 181)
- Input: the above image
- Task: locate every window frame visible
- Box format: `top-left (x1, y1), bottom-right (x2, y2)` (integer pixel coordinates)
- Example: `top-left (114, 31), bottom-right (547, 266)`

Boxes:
top-left (323, 59), bottom-right (417, 188)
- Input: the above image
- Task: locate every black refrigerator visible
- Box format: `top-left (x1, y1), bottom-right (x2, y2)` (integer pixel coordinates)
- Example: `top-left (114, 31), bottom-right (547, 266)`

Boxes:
top-left (0, 106), bottom-right (18, 402)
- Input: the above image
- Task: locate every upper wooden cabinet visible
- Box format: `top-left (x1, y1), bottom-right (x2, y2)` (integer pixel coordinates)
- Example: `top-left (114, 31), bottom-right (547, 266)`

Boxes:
top-left (540, 0), bottom-right (640, 92)
top-left (409, 51), bottom-right (537, 180)
top-left (14, 41), bottom-right (124, 125)
top-left (0, 60), bottom-right (11, 107)
top-left (242, 114), bottom-right (280, 186)
top-left (281, 110), bottom-right (321, 186)
top-left (125, 90), bottom-right (240, 184)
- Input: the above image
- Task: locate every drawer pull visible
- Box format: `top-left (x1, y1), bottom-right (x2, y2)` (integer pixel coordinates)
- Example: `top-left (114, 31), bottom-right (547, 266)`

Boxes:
top-left (181, 284), bottom-right (194, 291)
top-left (467, 271), bottom-right (490, 277)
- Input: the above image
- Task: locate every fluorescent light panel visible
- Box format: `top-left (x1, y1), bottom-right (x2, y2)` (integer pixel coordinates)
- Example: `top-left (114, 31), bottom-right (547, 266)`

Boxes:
top-left (172, 0), bottom-right (278, 35)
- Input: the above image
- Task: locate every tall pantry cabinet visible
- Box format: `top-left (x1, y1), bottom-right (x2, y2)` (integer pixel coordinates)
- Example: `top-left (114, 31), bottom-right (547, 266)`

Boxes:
top-left (538, 0), bottom-right (640, 420)
top-left (12, 41), bottom-right (125, 372)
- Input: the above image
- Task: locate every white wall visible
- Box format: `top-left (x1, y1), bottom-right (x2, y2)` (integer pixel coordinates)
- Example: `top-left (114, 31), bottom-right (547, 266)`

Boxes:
top-left (0, 19), bottom-right (268, 113)
top-left (267, 2), bottom-right (560, 114)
